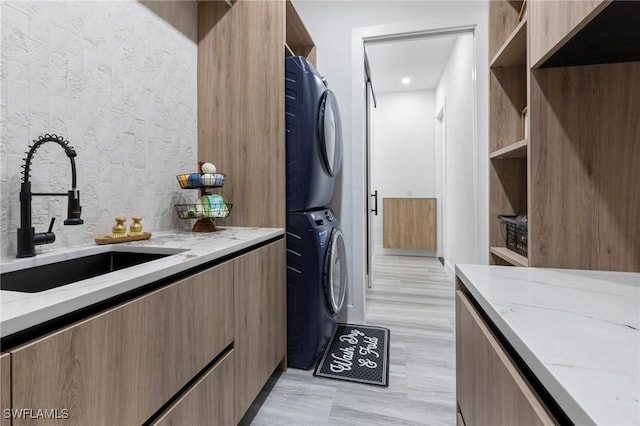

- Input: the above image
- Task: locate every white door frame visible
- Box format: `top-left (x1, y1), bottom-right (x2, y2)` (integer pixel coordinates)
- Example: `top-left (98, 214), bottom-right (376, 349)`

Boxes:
top-left (347, 16), bottom-right (486, 324)
top-left (436, 101), bottom-right (446, 262)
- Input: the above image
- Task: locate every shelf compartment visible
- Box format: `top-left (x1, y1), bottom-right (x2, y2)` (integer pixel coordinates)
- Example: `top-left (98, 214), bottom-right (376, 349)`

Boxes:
top-left (490, 247), bottom-right (528, 267)
top-left (284, 43), bottom-right (295, 57)
top-left (490, 139), bottom-right (528, 159)
top-left (490, 17), bottom-right (528, 68)
top-left (535, 1), bottom-right (639, 68)
top-left (286, 0), bottom-right (316, 64)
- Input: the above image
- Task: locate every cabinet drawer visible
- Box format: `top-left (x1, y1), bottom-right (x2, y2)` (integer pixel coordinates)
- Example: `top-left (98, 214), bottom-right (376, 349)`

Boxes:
top-left (234, 239), bottom-right (286, 423)
top-left (152, 350), bottom-right (234, 426)
top-left (11, 261), bottom-right (234, 426)
top-left (455, 291), bottom-right (557, 426)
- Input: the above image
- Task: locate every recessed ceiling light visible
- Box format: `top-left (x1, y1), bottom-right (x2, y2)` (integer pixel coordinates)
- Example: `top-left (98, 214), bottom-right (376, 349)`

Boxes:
top-left (401, 77), bottom-right (411, 85)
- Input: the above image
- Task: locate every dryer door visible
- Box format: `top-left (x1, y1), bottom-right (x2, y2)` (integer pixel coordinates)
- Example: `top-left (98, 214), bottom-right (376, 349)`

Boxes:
top-left (324, 227), bottom-right (348, 316)
top-left (318, 89), bottom-right (343, 177)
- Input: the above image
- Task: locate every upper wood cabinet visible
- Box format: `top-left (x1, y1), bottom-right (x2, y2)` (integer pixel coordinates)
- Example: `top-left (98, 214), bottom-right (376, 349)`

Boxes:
top-left (197, 0), bottom-right (286, 229)
top-left (10, 261), bottom-right (234, 426)
top-left (488, 0), bottom-right (640, 272)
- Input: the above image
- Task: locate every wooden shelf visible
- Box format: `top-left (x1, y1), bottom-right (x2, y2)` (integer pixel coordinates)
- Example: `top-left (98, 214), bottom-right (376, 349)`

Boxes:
top-left (490, 247), bottom-right (528, 267)
top-left (490, 16), bottom-right (527, 68)
top-left (490, 139), bottom-right (528, 159)
top-left (537, 2), bottom-right (640, 68)
top-left (285, 0), bottom-right (316, 64)
top-left (284, 43), bottom-right (294, 57)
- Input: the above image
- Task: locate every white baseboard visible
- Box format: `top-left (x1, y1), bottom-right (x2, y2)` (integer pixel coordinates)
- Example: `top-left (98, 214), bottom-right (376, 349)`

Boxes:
top-left (444, 259), bottom-right (455, 280)
top-left (374, 246), bottom-right (436, 258)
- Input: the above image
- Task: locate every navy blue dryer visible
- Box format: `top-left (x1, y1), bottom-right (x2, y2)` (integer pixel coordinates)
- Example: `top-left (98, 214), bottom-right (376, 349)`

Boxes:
top-left (285, 56), bottom-right (343, 212)
top-left (286, 209), bottom-right (348, 369)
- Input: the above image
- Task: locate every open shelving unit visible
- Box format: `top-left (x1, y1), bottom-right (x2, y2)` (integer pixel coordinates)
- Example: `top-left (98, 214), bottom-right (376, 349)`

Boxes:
top-left (488, 0), bottom-right (640, 271)
top-left (285, 0), bottom-right (316, 64)
top-left (489, 0), bottom-right (529, 267)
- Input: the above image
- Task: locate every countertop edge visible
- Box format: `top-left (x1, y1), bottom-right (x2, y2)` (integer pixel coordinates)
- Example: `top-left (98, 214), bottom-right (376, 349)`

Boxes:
top-left (1, 228), bottom-right (284, 339)
top-left (454, 264), bottom-right (597, 426)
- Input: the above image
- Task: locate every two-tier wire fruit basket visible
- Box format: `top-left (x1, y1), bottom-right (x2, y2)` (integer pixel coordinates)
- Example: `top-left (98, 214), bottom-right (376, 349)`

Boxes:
top-left (174, 164), bottom-right (232, 232)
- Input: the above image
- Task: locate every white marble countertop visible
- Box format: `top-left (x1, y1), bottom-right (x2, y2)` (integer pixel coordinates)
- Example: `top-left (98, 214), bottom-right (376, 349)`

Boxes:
top-left (0, 227), bottom-right (284, 338)
top-left (456, 264), bottom-right (640, 426)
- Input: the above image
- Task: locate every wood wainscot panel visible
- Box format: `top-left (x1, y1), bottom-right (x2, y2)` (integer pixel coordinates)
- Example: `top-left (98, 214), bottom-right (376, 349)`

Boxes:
top-left (383, 198), bottom-right (436, 250)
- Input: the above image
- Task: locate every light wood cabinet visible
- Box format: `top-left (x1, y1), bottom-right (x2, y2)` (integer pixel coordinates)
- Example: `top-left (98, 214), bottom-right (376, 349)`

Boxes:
top-left (383, 198), bottom-right (436, 250)
top-left (1, 353), bottom-right (9, 426)
top-left (233, 239), bottom-right (286, 423)
top-left (456, 290), bottom-right (557, 426)
top-left (488, 0), bottom-right (640, 271)
top-left (198, 0), bottom-right (286, 229)
top-left (152, 350), bottom-right (235, 426)
top-left (10, 261), bottom-right (234, 426)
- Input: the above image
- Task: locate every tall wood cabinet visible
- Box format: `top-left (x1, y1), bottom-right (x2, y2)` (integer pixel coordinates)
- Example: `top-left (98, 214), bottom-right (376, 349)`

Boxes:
top-left (197, 0), bottom-right (315, 229)
top-left (488, 0), bottom-right (640, 272)
top-left (197, 0), bottom-right (286, 229)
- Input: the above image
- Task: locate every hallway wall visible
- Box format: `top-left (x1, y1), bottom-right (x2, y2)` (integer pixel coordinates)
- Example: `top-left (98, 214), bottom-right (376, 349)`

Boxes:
top-left (436, 34), bottom-right (477, 276)
top-left (372, 90), bottom-right (436, 255)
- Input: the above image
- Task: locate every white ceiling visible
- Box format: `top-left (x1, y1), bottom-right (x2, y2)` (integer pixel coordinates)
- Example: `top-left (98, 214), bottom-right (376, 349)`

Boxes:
top-left (366, 35), bottom-right (459, 94)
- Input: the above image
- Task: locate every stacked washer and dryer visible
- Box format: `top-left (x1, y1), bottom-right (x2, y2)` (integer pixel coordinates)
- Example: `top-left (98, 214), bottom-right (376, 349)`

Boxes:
top-left (285, 56), bottom-right (348, 370)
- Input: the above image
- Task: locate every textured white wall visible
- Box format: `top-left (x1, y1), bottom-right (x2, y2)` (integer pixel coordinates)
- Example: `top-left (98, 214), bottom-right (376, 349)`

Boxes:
top-left (372, 90), bottom-right (436, 252)
top-left (0, 1), bottom-right (197, 258)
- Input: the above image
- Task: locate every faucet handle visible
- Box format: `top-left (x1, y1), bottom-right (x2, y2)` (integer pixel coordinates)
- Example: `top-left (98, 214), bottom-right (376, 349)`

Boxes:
top-left (33, 217), bottom-right (56, 247)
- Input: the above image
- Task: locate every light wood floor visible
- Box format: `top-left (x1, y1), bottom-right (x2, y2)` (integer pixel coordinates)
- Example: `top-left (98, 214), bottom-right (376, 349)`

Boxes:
top-left (240, 255), bottom-right (456, 425)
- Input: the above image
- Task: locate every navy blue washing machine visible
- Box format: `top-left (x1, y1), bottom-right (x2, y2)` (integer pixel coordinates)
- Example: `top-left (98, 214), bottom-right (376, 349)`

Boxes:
top-left (285, 56), bottom-right (343, 212)
top-left (286, 208), bottom-right (348, 369)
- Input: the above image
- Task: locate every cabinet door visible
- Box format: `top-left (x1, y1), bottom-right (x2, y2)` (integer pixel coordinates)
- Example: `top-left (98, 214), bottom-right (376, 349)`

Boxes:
top-left (233, 240), bottom-right (286, 423)
top-left (456, 291), bottom-right (557, 426)
top-left (1, 353), bottom-right (9, 426)
top-left (152, 350), bottom-right (235, 426)
top-left (11, 261), bottom-right (234, 426)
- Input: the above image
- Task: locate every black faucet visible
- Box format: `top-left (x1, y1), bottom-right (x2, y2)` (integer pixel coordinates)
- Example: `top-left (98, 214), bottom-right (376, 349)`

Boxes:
top-left (17, 134), bottom-right (83, 258)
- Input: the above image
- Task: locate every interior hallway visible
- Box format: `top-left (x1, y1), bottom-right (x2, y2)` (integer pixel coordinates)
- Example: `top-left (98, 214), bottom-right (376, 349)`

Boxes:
top-left (240, 255), bottom-right (456, 425)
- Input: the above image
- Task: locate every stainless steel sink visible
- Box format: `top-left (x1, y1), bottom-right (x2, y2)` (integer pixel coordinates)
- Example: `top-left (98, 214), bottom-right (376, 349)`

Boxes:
top-left (1, 247), bottom-right (185, 293)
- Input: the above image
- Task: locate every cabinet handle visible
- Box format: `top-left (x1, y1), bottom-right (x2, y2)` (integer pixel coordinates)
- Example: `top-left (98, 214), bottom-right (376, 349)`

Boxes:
top-left (371, 190), bottom-right (378, 216)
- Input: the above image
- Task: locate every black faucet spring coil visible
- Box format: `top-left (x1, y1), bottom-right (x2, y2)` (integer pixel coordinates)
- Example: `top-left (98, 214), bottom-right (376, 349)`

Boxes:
top-left (21, 134), bottom-right (77, 185)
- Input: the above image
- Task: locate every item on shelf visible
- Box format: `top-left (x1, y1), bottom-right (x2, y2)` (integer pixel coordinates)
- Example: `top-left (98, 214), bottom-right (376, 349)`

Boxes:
top-left (176, 173), bottom-right (225, 189)
top-left (129, 215), bottom-right (143, 235)
top-left (518, 0), bottom-right (527, 21)
top-left (499, 214), bottom-right (528, 257)
top-left (174, 165), bottom-right (231, 232)
top-left (174, 202), bottom-right (232, 220)
top-left (95, 232), bottom-right (152, 245)
top-left (521, 106), bottom-right (529, 139)
top-left (96, 216), bottom-right (152, 244)
top-left (111, 216), bottom-right (127, 238)
top-left (201, 162), bottom-right (217, 174)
